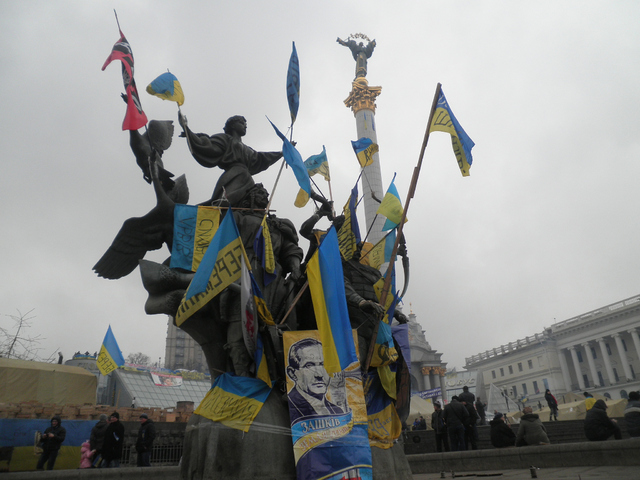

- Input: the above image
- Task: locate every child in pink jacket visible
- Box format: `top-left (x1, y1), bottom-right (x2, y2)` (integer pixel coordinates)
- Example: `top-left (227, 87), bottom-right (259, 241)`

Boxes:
top-left (79, 440), bottom-right (94, 468)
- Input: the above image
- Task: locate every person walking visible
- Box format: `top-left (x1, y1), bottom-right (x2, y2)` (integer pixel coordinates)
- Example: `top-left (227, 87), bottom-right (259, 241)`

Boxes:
top-left (431, 402), bottom-right (449, 452)
top-left (136, 413), bottom-right (156, 467)
top-left (101, 412), bottom-right (125, 468)
top-left (545, 389), bottom-right (559, 421)
top-left (36, 415), bottom-right (66, 470)
top-left (584, 399), bottom-right (622, 441)
top-left (624, 391), bottom-right (640, 437)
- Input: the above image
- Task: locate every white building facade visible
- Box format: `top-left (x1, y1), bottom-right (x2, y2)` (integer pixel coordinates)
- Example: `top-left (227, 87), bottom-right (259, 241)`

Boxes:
top-left (466, 294), bottom-right (640, 404)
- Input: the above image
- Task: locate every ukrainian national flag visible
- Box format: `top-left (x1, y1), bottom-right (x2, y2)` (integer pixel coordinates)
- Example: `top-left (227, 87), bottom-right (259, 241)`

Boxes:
top-left (376, 174), bottom-right (407, 230)
top-left (253, 216), bottom-right (277, 286)
top-left (351, 137), bottom-right (378, 168)
top-left (268, 119), bottom-right (311, 207)
top-left (337, 183), bottom-right (361, 261)
top-left (146, 72), bottom-right (185, 106)
top-left (97, 326), bottom-right (125, 376)
top-left (304, 146), bottom-right (330, 181)
top-left (429, 88), bottom-right (475, 177)
top-left (363, 370), bottom-right (402, 449)
top-left (170, 205), bottom-right (221, 271)
top-left (194, 373), bottom-right (272, 432)
top-left (175, 209), bottom-right (246, 327)
top-left (307, 228), bottom-right (359, 375)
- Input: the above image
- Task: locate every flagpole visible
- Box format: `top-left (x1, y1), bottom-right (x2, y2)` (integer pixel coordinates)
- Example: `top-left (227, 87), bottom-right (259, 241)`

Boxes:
top-left (363, 82), bottom-right (442, 372)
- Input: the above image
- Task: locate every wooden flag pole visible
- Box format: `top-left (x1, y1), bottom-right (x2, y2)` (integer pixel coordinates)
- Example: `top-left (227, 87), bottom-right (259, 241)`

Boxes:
top-left (363, 83), bottom-right (442, 372)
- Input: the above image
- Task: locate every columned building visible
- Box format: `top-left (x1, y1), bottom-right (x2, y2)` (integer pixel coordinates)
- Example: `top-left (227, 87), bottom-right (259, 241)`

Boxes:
top-left (466, 294), bottom-right (640, 404)
top-left (406, 310), bottom-right (448, 402)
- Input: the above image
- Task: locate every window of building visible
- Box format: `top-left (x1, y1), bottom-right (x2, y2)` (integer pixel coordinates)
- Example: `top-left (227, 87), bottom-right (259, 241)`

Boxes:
top-left (492, 370), bottom-right (496, 379)
top-left (604, 392), bottom-right (612, 399)
top-left (528, 359), bottom-right (533, 369)
top-left (591, 347), bottom-right (597, 360)
top-left (583, 374), bottom-right (590, 388)
top-left (597, 371), bottom-right (605, 386)
top-left (518, 362), bottom-right (523, 372)
top-left (500, 368), bottom-right (504, 377)
top-left (613, 368), bottom-right (620, 382)
top-left (543, 378), bottom-right (549, 390)
top-left (606, 343), bottom-right (612, 356)
top-left (508, 365), bottom-right (513, 374)
top-left (577, 350), bottom-right (583, 363)
top-left (622, 339), bottom-right (628, 352)
top-left (522, 383), bottom-right (528, 396)
top-left (631, 364), bottom-right (636, 379)
top-left (533, 381), bottom-right (539, 394)
top-left (512, 385), bottom-right (517, 397)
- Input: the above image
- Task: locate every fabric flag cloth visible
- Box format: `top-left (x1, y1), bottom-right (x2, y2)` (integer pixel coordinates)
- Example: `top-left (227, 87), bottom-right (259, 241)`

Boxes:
top-left (429, 88), bottom-right (475, 176)
top-left (307, 228), bottom-right (359, 375)
top-left (194, 373), bottom-right (272, 432)
top-left (363, 370), bottom-right (402, 449)
top-left (304, 146), bottom-right (330, 181)
top-left (146, 71), bottom-right (185, 106)
top-left (240, 256), bottom-right (273, 386)
top-left (391, 324), bottom-right (411, 376)
top-left (351, 137), bottom-right (379, 168)
top-left (283, 330), bottom-right (372, 480)
top-left (286, 41), bottom-right (300, 125)
top-left (376, 173), bottom-right (407, 230)
top-left (253, 216), bottom-right (277, 286)
top-left (96, 326), bottom-right (125, 376)
top-left (175, 209), bottom-right (246, 327)
top-left (337, 183), bottom-right (361, 261)
top-left (102, 29), bottom-right (148, 131)
top-left (170, 205), bottom-right (221, 272)
top-left (268, 119), bottom-right (311, 207)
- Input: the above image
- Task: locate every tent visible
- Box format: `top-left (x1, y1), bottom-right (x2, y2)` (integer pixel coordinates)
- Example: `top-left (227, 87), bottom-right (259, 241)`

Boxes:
top-left (409, 394), bottom-right (435, 429)
top-left (0, 358), bottom-right (97, 405)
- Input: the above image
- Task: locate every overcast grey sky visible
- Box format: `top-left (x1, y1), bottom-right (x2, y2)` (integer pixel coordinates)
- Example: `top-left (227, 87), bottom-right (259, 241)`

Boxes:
top-left (2, 1), bottom-right (639, 370)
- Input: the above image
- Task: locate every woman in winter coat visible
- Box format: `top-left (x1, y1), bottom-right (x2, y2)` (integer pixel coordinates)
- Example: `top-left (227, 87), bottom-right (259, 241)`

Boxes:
top-left (490, 413), bottom-right (516, 448)
top-left (516, 407), bottom-right (550, 446)
top-left (544, 389), bottom-right (558, 421)
top-left (89, 414), bottom-right (109, 467)
top-left (584, 399), bottom-right (622, 441)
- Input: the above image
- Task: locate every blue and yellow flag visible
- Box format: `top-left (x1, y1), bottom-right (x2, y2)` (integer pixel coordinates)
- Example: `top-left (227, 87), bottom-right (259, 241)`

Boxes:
top-left (195, 373), bottom-right (272, 432)
top-left (429, 88), bottom-right (475, 176)
top-left (363, 370), bottom-right (402, 449)
top-left (304, 146), bottom-right (330, 181)
top-left (146, 72), bottom-right (185, 106)
top-left (170, 204), bottom-right (221, 272)
top-left (253, 216), bottom-right (276, 286)
top-left (97, 326), bottom-right (125, 376)
top-left (337, 183), bottom-right (361, 260)
top-left (376, 173), bottom-right (407, 231)
top-left (351, 137), bottom-right (379, 168)
top-left (175, 209), bottom-right (246, 327)
top-left (286, 41), bottom-right (300, 125)
top-left (268, 119), bottom-right (311, 207)
top-left (307, 228), bottom-right (359, 375)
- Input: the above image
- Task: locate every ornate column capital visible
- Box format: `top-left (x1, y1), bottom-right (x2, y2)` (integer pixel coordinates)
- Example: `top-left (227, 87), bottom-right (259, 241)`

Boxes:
top-left (567, 345), bottom-right (576, 351)
top-left (596, 337), bottom-right (605, 344)
top-left (421, 366), bottom-right (431, 376)
top-left (628, 329), bottom-right (638, 335)
top-left (611, 332), bottom-right (621, 339)
top-left (581, 341), bottom-right (591, 348)
top-left (344, 77), bottom-right (382, 114)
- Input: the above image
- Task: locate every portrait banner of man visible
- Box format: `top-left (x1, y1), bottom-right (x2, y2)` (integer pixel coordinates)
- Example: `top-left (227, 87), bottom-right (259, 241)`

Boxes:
top-left (283, 331), bottom-right (372, 480)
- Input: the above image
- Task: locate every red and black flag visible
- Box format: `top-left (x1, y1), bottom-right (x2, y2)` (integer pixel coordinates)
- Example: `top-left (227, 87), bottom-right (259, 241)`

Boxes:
top-left (102, 29), bottom-right (148, 131)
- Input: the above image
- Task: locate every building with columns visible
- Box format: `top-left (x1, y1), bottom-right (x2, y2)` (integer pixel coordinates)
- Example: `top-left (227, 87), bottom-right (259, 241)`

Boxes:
top-left (405, 310), bottom-right (448, 402)
top-left (466, 294), bottom-right (640, 404)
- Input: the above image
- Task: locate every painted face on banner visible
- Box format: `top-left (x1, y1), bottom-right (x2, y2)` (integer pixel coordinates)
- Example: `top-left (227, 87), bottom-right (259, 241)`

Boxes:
top-left (293, 344), bottom-right (330, 399)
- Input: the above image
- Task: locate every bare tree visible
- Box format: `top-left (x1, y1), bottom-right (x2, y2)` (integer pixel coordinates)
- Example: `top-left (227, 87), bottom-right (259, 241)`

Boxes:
top-left (126, 352), bottom-right (151, 365)
top-left (0, 309), bottom-right (58, 362)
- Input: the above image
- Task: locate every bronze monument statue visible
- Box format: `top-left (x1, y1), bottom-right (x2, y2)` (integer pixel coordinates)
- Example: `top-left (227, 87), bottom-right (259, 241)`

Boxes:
top-left (337, 34), bottom-right (376, 79)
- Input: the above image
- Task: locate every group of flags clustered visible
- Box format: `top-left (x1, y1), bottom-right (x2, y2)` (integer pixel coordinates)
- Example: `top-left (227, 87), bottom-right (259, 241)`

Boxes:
top-left (97, 21), bottom-right (475, 480)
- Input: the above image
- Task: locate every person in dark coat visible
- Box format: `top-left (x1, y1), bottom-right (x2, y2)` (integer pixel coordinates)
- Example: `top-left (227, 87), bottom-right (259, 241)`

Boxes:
top-left (624, 391), bottom-right (640, 437)
top-left (89, 414), bottom-right (109, 467)
top-left (101, 412), bottom-right (125, 468)
top-left (545, 389), bottom-right (559, 421)
top-left (490, 412), bottom-right (516, 448)
top-left (458, 386), bottom-right (475, 405)
top-left (136, 413), bottom-right (156, 467)
top-left (431, 402), bottom-right (450, 452)
top-left (475, 397), bottom-right (487, 425)
top-left (36, 415), bottom-right (66, 470)
top-left (584, 399), bottom-right (622, 441)
top-left (443, 396), bottom-right (469, 451)
top-left (461, 398), bottom-right (479, 450)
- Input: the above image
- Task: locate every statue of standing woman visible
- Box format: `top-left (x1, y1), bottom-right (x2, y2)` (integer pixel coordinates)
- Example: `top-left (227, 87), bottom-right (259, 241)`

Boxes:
top-left (337, 35), bottom-right (376, 79)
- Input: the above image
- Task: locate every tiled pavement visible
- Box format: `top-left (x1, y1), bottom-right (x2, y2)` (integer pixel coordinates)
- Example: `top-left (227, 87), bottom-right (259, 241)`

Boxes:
top-left (413, 466), bottom-right (640, 479)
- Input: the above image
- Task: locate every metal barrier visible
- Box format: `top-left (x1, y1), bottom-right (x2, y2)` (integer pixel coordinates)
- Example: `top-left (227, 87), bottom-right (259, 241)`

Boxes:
top-left (120, 443), bottom-right (183, 467)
